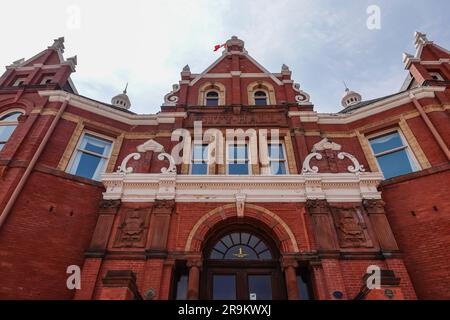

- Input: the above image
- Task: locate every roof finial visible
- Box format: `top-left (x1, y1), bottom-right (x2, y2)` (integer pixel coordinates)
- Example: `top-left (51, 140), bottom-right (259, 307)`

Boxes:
top-left (343, 81), bottom-right (349, 92)
top-left (123, 82), bottom-right (128, 94)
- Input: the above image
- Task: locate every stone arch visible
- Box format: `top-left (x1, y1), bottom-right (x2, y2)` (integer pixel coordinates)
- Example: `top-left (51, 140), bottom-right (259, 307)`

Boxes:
top-left (247, 81), bottom-right (277, 105)
top-left (198, 81), bottom-right (226, 106)
top-left (184, 203), bottom-right (299, 253)
top-left (0, 97), bottom-right (34, 114)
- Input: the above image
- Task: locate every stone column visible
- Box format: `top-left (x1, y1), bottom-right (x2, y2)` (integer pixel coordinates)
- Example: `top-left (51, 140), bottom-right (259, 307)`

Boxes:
top-left (306, 200), bottom-right (339, 252)
top-left (363, 199), bottom-right (399, 252)
top-left (282, 258), bottom-right (299, 300)
top-left (186, 259), bottom-right (202, 300)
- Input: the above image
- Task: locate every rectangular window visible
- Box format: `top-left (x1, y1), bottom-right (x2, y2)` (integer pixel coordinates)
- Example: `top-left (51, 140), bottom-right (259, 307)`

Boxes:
top-left (67, 132), bottom-right (113, 181)
top-left (12, 77), bottom-right (27, 87)
top-left (191, 144), bottom-right (209, 175)
top-left (227, 143), bottom-right (250, 175)
top-left (268, 143), bottom-right (287, 175)
top-left (369, 130), bottom-right (418, 179)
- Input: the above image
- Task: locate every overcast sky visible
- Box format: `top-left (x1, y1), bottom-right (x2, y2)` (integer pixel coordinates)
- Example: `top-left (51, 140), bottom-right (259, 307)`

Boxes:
top-left (1, 0), bottom-right (449, 114)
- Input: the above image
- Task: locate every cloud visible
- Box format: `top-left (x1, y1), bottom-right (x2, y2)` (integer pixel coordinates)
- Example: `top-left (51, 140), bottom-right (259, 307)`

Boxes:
top-left (0, 0), bottom-right (449, 114)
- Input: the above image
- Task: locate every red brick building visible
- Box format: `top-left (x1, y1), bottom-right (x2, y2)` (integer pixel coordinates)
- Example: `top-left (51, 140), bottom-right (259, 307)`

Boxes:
top-left (0, 33), bottom-right (449, 300)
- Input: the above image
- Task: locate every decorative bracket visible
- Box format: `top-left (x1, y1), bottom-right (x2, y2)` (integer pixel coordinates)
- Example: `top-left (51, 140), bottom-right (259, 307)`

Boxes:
top-left (338, 152), bottom-right (366, 174)
top-left (302, 153), bottom-right (323, 174)
top-left (163, 84), bottom-right (181, 106)
top-left (235, 193), bottom-right (246, 218)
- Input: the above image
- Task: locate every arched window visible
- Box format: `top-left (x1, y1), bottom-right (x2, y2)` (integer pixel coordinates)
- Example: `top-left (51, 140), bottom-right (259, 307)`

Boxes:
top-left (254, 91), bottom-right (268, 106)
top-left (0, 111), bottom-right (23, 151)
top-left (205, 91), bottom-right (219, 106)
top-left (209, 232), bottom-right (273, 260)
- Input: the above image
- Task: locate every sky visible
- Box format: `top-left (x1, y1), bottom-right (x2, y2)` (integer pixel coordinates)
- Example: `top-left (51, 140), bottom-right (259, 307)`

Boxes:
top-left (0, 0), bottom-right (449, 114)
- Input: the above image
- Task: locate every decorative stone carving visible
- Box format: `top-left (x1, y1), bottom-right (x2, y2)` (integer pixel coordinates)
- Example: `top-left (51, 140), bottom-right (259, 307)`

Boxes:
top-left (306, 199), bottom-right (329, 215)
top-left (137, 139), bottom-right (164, 153)
top-left (293, 83), bottom-right (312, 105)
top-left (114, 208), bottom-right (150, 248)
top-left (157, 153), bottom-right (176, 174)
top-left (330, 206), bottom-right (373, 248)
top-left (363, 199), bottom-right (386, 214)
top-left (117, 153), bottom-right (141, 174)
top-left (312, 138), bottom-right (342, 152)
top-left (235, 193), bottom-right (246, 218)
top-left (302, 152), bottom-right (323, 174)
top-left (338, 152), bottom-right (366, 174)
top-left (163, 84), bottom-right (181, 106)
top-left (99, 199), bottom-right (121, 210)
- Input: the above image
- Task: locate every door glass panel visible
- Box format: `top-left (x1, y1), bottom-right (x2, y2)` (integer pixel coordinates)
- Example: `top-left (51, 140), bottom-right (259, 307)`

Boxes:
top-left (213, 275), bottom-right (236, 300)
top-left (248, 275), bottom-right (272, 300)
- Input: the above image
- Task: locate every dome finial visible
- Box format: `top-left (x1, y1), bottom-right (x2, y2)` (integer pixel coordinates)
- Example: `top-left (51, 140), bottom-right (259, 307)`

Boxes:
top-left (341, 84), bottom-right (362, 108)
top-left (111, 83), bottom-right (131, 110)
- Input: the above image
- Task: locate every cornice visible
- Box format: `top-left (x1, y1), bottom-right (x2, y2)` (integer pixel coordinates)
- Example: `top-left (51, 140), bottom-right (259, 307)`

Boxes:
top-left (38, 90), bottom-right (187, 126)
top-left (288, 86), bottom-right (445, 124)
top-left (101, 172), bottom-right (384, 203)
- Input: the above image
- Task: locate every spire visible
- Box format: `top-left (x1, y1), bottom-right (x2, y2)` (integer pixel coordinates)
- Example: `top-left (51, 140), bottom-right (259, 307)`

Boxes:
top-left (48, 37), bottom-right (65, 53)
top-left (111, 83), bottom-right (131, 110)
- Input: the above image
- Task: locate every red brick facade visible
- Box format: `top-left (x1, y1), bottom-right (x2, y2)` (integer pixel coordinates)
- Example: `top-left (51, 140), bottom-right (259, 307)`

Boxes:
top-left (0, 34), bottom-right (449, 300)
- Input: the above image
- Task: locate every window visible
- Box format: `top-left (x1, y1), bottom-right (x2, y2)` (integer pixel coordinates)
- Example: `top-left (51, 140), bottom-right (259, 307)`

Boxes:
top-left (268, 143), bottom-right (287, 175)
top-left (209, 232), bottom-right (273, 260)
top-left (40, 75), bottom-right (54, 85)
top-left (12, 77), bottom-right (27, 87)
top-left (67, 132), bottom-right (113, 181)
top-left (191, 144), bottom-right (209, 175)
top-left (430, 72), bottom-right (445, 81)
top-left (254, 91), bottom-right (268, 106)
top-left (369, 130), bottom-right (418, 179)
top-left (205, 91), bottom-right (219, 106)
top-left (227, 143), bottom-right (250, 175)
top-left (0, 111), bottom-right (23, 151)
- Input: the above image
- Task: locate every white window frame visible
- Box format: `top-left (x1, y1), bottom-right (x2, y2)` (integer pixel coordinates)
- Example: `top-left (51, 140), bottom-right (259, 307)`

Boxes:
top-left (40, 75), bottom-right (54, 85)
top-left (190, 143), bottom-right (210, 175)
top-left (66, 130), bottom-right (114, 181)
top-left (267, 142), bottom-right (289, 175)
top-left (429, 72), bottom-right (445, 81)
top-left (12, 77), bottom-right (27, 87)
top-left (226, 142), bottom-right (252, 175)
top-left (205, 90), bottom-right (220, 106)
top-left (253, 89), bottom-right (269, 106)
top-left (367, 128), bottom-right (420, 178)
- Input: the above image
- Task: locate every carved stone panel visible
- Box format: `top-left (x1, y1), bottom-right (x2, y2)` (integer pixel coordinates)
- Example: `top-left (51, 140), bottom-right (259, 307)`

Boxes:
top-left (114, 208), bottom-right (151, 248)
top-left (330, 206), bottom-right (373, 248)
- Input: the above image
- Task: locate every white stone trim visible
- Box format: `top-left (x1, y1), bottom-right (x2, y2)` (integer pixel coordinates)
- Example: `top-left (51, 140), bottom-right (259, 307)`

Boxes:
top-left (288, 86), bottom-right (444, 124)
top-left (101, 172), bottom-right (384, 203)
top-left (38, 90), bottom-right (187, 125)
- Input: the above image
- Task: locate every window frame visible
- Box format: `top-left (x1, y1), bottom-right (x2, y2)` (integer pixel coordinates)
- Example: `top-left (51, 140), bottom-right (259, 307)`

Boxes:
top-left (429, 72), bottom-right (445, 81)
top-left (205, 90), bottom-right (220, 106)
top-left (253, 90), bottom-right (269, 106)
top-left (267, 142), bottom-right (289, 175)
top-left (0, 109), bottom-right (24, 151)
top-left (12, 77), bottom-right (27, 87)
top-left (367, 128), bottom-right (420, 179)
top-left (190, 143), bottom-right (210, 175)
top-left (66, 130), bottom-right (114, 181)
top-left (226, 142), bottom-right (252, 175)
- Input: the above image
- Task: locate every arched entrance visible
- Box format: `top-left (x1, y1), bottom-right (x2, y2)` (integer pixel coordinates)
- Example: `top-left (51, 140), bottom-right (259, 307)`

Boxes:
top-left (200, 220), bottom-right (286, 300)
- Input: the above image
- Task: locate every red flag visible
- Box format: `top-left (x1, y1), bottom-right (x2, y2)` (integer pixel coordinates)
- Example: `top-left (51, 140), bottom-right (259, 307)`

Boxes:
top-left (213, 43), bottom-right (227, 52)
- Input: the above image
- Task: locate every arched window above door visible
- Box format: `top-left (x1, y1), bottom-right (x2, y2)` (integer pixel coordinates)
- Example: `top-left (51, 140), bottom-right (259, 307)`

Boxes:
top-left (209, 232), bottom-right (273, 260)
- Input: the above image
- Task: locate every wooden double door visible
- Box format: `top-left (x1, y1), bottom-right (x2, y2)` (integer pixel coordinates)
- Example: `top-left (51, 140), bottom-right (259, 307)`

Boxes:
top-left (203, 263), bottom-right (286, 300)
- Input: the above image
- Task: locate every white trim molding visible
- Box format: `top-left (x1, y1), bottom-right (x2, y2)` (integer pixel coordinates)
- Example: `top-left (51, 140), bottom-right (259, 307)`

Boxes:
top-left (101, 172), bottom-right (384, 203)
top-left (38, 90), bottom-right (187, 126)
